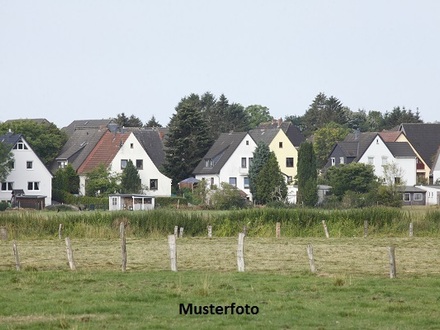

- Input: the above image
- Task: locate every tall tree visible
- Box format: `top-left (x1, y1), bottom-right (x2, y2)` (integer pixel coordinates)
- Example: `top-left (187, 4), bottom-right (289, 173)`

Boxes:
top-left (245, 105), bottom-right (273, 128)
top-left (314, 122), bottom-right (350, 168)
top-left (0, 120), bottom-right (67, 166)
top-left (164, 94), bottom-right (213, 186)
top-left (52, 164), bottom-right (79, 194)
top-left (145, 115), bottom-right (162, 128)
top-left (0, 142), bottom-right (13, 182)
top-left (85, 164), bottom-right (120, 197)
top-left (115, 113), bottom-right (143, 127)
top-left (297, 141), bottom-right (318, 206)
top-left (120, 160), bottom-right (142, 193)
top-left (254, 152), bottom-right (287, 204)
top-left (382, 106), bottom-right (423, 130)
top-left (248, 141), bottom-right (271, 203)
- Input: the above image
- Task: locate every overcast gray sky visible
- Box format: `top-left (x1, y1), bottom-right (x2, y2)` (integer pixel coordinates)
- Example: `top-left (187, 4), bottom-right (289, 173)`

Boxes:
top-left (1, 0), bottom-right (439, 128)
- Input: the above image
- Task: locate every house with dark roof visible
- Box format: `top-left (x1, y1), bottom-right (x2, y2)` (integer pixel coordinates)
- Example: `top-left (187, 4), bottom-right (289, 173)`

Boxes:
top-left (193, 132), bottom-right (257, 200)
top-left (0, 132), bottom-right (52, 208)
top-left (257, 119), bottom-right (305, 147)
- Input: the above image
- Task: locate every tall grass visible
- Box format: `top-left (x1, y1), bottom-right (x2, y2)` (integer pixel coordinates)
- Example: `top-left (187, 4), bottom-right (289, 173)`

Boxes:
top-left (1, 207), bottom-right (440, 239)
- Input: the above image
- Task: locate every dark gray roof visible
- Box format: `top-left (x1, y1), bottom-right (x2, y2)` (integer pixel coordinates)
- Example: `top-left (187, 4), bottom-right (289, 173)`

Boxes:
top-left (385, 142), bottom-right (416, 158)
top-left (342, 132), bottom-right (378, 161)
top-left (0, 132), bottom-right (21, 148)
top-left (62, 119), bottom-right (114, 137)
top-left (399, 123), bottom-right (440, 168)
top-left (132, 130), bottom-right (166, 169)
top-left (249, 128), bottom-right (280, 145)
top-left (193, 132), bottom-right (249, 175)
top-left (257, 121), bottom-right (305, 146)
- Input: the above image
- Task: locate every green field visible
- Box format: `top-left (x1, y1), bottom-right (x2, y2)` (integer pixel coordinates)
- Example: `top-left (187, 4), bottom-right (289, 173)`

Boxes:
top-left (1, 236), bottom-right (440, 329)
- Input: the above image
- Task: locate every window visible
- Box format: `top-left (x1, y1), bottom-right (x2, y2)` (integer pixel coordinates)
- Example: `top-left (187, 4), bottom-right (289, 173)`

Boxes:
top-left (205, 159), bottom-right (213, 168)
top-left (210, 177), bottom-right (215, 189)
top-left (340, 157), bottom-right (344, 164)
top-left (244, 177), bottom-right (250, 189)
top-left (13, 141), bottom-right (28, 150)
top-left (246, 140), bottom-right (249, 145)
top-left (279, 142), bottom-right (283, 148)
top-left (249, 157), bottom-right (253, 167)
top-left (241, 157), bottom-right (247, 168)
top-left (10, 161), bottom-right (15, 170)
top-left (121, 159), bottom-right (128, 169)
top-left (112, 197), bottom-right (118, 206)
top-left (331, 157), bottom-right (336, 166)
top-left (57, 160), bottom-right (67, 169)
top-left (136, 159), bottom-right (143, 170)
top-left (28, 182), bottom-right (40, 191)
top-left (130, 143), bottom-right (134, 149)
top-left (229, 177), bottom-right (237, 187)
top-left (26, 161), bottom-right (33, 169)
top-left (394, 177), bottom-right (401, 185)
top-left (413, 193), bottom-right (423, 201)
top-left (368, 157), bottom-right (374, 165)
top-left (150, 179), bottom-right (158, 190)
top-left (287, 176), bottom-right (293, 184)
top-left (286, 157), bottom-right (294, 168)
top-left (403, 193), bottom-right (411, 202)
top-left (1, 182), bottom-right (13, 191)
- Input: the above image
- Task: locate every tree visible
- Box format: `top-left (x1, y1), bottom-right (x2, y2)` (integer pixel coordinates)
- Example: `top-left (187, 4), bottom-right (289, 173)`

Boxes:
top-left (382, 106), bottom-right (423, 130)
top-left (326, 163), bottom-right (377, 200)
top-left (254, 152), bottom-right (287, 204)
top-left (145, 115), bottom-right (162, 128)
top-left (0, 120), bottom-right (67, 166)
top-left (85, 164), bottom-right (120, 197)
top-left (0, 142), bottom-right (13, 182)
top-left (115, 113), bottom-right (143, 127)
top-left (297, 141), bottom-right (318, 206)
top-left (120, 160), bottom-right (142, 193)
top-left (245, 105), bottom-right (273, 128)
top-left (52, 164), bottom-right (79, 194)
top-left (164, 94), bottom-right (213, 186)
top-left (313, 122), bottom-right (350, 168)
top-left (248, 141), bottom-right (271, 203)
top-left (210, 182), bottom-right (247, 210)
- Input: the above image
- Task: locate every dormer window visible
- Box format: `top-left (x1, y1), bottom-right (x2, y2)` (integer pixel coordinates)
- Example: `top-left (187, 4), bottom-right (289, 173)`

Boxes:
top-left (13, 140), bottom-right (28, 150)
top-left (205, 159), bottom-right (213, 168)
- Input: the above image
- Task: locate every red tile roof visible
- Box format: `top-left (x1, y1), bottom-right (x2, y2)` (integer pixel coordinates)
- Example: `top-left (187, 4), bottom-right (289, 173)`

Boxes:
top-left (77, 131), bottom-right (131, 174)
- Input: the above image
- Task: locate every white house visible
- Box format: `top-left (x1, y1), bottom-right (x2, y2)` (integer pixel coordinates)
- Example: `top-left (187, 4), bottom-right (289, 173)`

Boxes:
top-left (0, 132), bottom-right (52, 207)
top-left (193, 132), bottom-right (257, 200)
top-left (109, 194), bottom-right (155, 211)
top-left (415, 185), bottom-right (440, 206)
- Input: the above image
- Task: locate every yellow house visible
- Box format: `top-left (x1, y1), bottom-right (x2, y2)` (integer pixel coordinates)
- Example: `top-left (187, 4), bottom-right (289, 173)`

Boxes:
top-left (249, 128), bottom-right (298, 184)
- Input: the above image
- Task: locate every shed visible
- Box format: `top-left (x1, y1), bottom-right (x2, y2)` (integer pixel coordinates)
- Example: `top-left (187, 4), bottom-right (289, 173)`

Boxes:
top-left (109, 194), bottom-right (155, 211)
top-left (399, 186), bottom-right (426, 206)
top-left (15, 195), bottom-right (47, 210)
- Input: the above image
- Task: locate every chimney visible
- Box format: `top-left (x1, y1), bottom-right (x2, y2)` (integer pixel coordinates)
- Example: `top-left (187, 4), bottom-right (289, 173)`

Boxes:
top-left (277, 118), bottom-right (282, 128)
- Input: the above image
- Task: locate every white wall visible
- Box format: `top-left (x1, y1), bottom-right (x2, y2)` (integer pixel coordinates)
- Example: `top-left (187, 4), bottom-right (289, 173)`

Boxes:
top-left (416, 185), bottom-right (440, 205)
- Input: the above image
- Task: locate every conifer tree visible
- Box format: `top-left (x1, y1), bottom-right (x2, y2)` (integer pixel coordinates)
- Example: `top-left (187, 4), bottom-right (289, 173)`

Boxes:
top-left (254, 152), bottom-right (287, 204)
top-left (120, 160), bottom-right (142, 193)
top-left (297, 141), bottom-right (318, 206)
top-left (249, 141), bottom-right (271, 203)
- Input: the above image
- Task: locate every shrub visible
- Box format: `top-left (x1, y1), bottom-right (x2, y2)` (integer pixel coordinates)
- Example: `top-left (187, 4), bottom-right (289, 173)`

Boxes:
top-left (0, 201), bottom-right (8, 211)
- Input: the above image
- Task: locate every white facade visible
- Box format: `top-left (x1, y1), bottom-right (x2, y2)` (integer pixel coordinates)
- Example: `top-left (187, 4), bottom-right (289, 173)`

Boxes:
top-left (109, 194), bottom-right (155, 211)
top-left (358, 136), bottom-right (417, 186)
top-left (0, 136), bottom-right (52, 206)
top-left (432, 154), bottom-right (440, 184)
top-left (415, 185), bottom-right (440, 206)
top-left (110, 133), bottom-right (171, 197)
top-left (195, 134), bottom-right (256, 199)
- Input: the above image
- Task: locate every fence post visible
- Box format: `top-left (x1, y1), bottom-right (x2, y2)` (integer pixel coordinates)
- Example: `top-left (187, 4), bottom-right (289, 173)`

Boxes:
top-left (65, 237), bottom-right (76, 271)
top-left (120, 222), bottom-right (127, 272)
top-left (168, 234), bottom-right (177, 272)
top-left (174, 226), bottom-right (178, 238)
top-left (58, 224), bottom-right (63, 239)
top-left (388, 246), bottom-right (396, 279)
top-left (243, 226), bottom-right (247, 237)
top-left (0, 226), bottom-right (8, 241)
top-left (409, 222), bottom-right (414, 237)
top-left (207, 225), bottom-right (212, 238)
top-left (322, 220), bottom-right (330, 239)
top-left (237, 233), bottom-right (245, 272)
top-left (364, 220), bottom-right (368, 238)
top-left (307, 244), bottom-right (316, 273)
top-left (276, 222), bottom-right (281, 238)
top-left (179, 227), bottom-right (184, 238)
top-left (12, 240), bottom-right (21, 271)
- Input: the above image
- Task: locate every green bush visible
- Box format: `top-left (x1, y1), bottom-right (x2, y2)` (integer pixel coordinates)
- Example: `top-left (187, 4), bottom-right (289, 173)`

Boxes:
top-left (0, 201), bottom-right (8, 211)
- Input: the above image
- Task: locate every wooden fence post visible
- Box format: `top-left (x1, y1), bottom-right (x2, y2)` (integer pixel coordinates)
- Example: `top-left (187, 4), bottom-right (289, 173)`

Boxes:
top-left (276, 222), bottom-right (281, 238)
top-left (58, 224), bottom-right (63, 239)
top-left (322, 220), bottom-right (329, 239)
top-left (307, 244), bottom-right (316, 273)
top-left (120, 222), bottom-right (127, 272)
top-left (168, 234), bottom-right (177, 272)
top-left (174, 226), bottom-right (178, 238)
top-left (0, 226), bottom-right (8, 241)
top-left (243, 226), bottom-right (247, 237)
top-left (65, 237), bottom-right (76, 271)
top-left (237, 233), bottom-right (245, 272)
top-left (409, 222), bottom-right (414, 237)
top-left (179, 227), bottom-right (184, 238)
top-left (388, 246), bottom-right (396, 279)
top-left (207, 225), bottom-right (212, 238)
top-left (12, 240), bottom-right (21, 271)
top-left (364, 220), bottom-right (368, 238)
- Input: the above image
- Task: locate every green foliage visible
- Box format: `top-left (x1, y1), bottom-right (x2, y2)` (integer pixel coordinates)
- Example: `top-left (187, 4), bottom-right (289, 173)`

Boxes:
top-left (297, 141), bottom-right (318, 206)
top-left (382, 106), bottom-right (422, 130)
top-left (313, 122), bottom-right (350, 168)
top-left (85, 164), bottom-right (120, 197)
top-left (145, 115), bottom-right (162, 127)
top-left (155, 196), bottom-right (187, 208)
top-left (210, 182), bottom-right (247, 210)
top-left (326, 163), bottom-right (378, 200)
top-left (0, 201), bottom-right (8, 211)
top-left (164, 94), bottom-right (213, 186)
top-left (0, 119), bottom-right (67, 165)
top-left (249, 141), bottom-right (271, 202)
top-left (253, 152), bottom-right (287, 204)
top-left (114, 113), bottom-right (143, 127)
top-left (120, 160), bottom-right (142, 194)
top-left (52, 164), bottom-right (79, 196)
top-left (0, 142), bottom-right (13, 182)
top-left (245, 104), bottom-right (273, 128)
top-left (374, 185), bottom-right (403, 207)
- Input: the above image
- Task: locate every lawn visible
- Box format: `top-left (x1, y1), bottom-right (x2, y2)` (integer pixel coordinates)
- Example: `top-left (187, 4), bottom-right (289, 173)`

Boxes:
top-left (1, 237), bottom-right (440, 329)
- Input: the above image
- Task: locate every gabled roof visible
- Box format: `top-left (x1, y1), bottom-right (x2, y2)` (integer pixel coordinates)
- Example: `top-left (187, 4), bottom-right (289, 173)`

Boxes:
top-left (379, 131), bottom-right (402, 142)
top-left (62, 119), bottom-right (114, 137)
top-left (249, 128), bottom-right (280, 145)
top-left (0, 132), bottom-right (22, 148)
top-left (193, 132), bottom-right (250, 175)
top-left (132, 130), bottom-right (166, 169)
top-left (399, 123), bottom-right (440, 168)
top-left (257, 120), bottom-right (305, 146)
top-left (342, 132), bottom-right (378, 161)
top-left (4, 118), bottom-right (51, 125)
top-left (385, 142), bottom-right (416, 158)
top-left (77, 130), bottom-right (131, 175)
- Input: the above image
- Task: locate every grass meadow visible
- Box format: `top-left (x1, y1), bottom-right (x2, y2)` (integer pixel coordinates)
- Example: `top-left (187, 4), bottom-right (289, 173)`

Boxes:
top-left (1, 207), bottom-right (440, 329)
